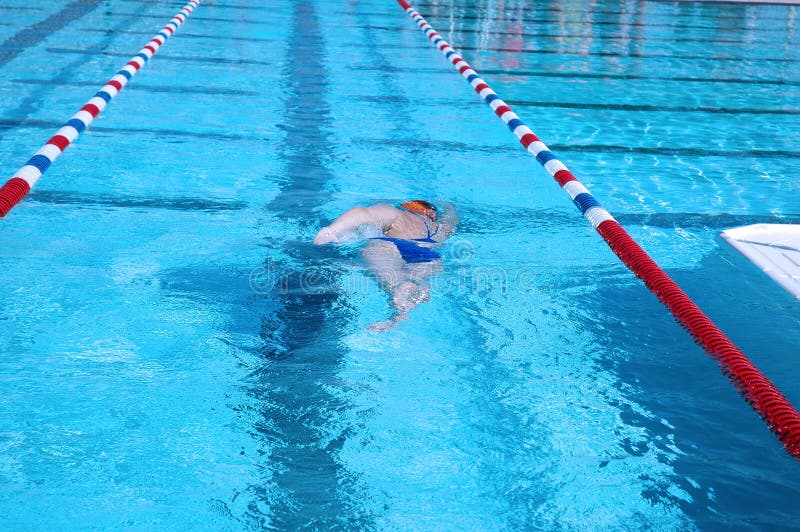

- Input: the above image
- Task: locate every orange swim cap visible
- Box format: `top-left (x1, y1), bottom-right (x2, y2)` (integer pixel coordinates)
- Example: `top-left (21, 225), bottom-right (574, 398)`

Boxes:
top-left (401, 200), bottom-right (437, 220)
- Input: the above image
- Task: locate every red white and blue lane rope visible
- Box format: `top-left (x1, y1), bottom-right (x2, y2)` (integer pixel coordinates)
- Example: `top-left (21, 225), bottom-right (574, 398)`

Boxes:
top-left (396, 0), bottom-right (800, 459)
top-left (0, 0), bottom-right (201, 218)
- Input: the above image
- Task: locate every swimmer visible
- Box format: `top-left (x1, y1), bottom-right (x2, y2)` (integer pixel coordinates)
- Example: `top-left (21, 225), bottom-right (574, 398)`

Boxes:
top-left (314, 200), bottom-right (457, 330)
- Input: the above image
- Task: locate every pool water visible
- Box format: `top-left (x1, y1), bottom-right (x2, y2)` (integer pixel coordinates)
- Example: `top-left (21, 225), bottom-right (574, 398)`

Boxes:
top-left (1, 0), bottom-right (799, 528)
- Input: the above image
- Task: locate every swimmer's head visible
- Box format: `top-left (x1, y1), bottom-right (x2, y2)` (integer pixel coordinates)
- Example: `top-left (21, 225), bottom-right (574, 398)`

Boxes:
top-left (401, 200), bottom-right (437, 221)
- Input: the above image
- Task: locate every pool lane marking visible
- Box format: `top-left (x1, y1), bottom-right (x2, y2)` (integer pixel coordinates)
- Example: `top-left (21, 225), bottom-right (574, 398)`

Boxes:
top-left (0, 0), bottom-right (104, 68)
top-left (396, 0), bottom-right (800, 460)
top-left (0, 0), bottom-right (201, 218)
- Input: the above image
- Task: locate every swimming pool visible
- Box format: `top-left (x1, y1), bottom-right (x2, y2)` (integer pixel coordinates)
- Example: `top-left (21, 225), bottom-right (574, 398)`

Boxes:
top-left (1, 0), bottom-right (799, 528)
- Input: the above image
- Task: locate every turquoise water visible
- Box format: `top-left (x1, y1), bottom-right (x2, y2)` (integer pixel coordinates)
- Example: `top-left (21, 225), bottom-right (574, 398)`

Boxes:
top-left (1, 0), bottom-right (799, 528)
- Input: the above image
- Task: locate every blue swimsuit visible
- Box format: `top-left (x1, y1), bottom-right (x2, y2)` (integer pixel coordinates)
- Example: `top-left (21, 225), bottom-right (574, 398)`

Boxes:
top-left (371, 218), bottom-right (441, 263)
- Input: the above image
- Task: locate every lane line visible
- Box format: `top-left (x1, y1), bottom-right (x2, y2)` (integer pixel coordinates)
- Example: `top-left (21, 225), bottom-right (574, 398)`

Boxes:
top-left (0, 0), bottom-right (104, 67)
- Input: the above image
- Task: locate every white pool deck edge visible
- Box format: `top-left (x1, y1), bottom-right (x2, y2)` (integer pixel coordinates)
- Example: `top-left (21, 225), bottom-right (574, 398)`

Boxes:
top-left (720, 224), bottom-right (800, 300)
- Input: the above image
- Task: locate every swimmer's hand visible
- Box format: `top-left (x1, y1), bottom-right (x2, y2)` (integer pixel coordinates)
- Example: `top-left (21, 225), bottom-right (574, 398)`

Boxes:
top-left (367, 312), bottom-right (407, 332)
top-left (313, 226), bottom-right (337, 245)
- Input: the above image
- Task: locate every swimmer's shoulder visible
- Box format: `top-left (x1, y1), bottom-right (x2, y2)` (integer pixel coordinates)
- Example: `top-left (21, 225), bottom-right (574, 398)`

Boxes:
top-left (366, 203), bottom-right (402, 217)
top-left (359, 203), bottom-right (402, 232)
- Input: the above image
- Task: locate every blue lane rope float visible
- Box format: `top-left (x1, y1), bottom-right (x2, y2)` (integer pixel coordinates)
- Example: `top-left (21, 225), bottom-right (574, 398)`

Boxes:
top-left (395, 0), bottom-right (800, 459)
top-left (0, 0), bottom-right (201, 217)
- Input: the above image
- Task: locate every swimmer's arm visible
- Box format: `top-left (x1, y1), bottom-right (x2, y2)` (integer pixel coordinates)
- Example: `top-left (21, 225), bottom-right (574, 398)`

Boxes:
top-left (313, 204), bottom-right (399, 244)
top-left (436, 202), bottom-right (459, 240)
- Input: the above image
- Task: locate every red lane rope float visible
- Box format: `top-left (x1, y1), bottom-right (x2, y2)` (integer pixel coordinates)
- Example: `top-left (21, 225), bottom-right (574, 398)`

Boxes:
top-left (396, 0), bottom-right (800, 459)
top-left (0, 0), bottom-right (201, 218)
